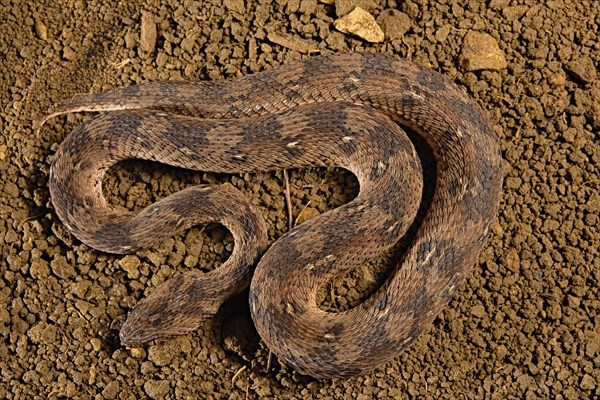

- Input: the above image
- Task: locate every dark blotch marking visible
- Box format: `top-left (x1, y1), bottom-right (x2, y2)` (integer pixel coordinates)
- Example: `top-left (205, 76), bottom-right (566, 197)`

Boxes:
top-left (408, 283), bottom-right (434, 314)
top-left (451, 98), bottom-right (495, 144)
top-left (307, 345), bottom-right (337, 367)
top-left (416, 69), bottom-right (447, 92)
top-left (82, 195), bottom-right (95, 208)
top-left (225, 148), bottom-right (247, 163)
top-left (438, 243), bottom-right (466, 278)
top-left (372, 177), bottom-right (405, 222)
top-left (365, 115), bottom-right (409, 180)
top-left (402, 285), bottom-right (442, 343)
top-left (340, 73), bottom-right (362, 94)
top-left (158, 83), bottom-right (180, 96)
top-left (93, 220), bottom-right (136, 250)
top-left (281, 83), bottom-right (304, 108)
top-left (417, 240), bottom-right (443, 271)
top-left (75, 158), bottom-right (93, 172)
top-left (417, 238), bottom-right (463, 279)
top-left (69, 123), bottom-right (94, 151)
top-left (328, 205), bottom-right (360, 238)
top-left (337, 364), bottom-right (363, 378)
top-left (355, 316), bottom-right (393, 359)
top-left (357, 53), bottom-right (396, 80)
top-left (130, 130), bottom-right (155, 153)
top-left (301, 345), bottom-right (369, 377)
top-left (368, 165), bottom-right (382, 182)
top-left (283, 299), bottom-right (306, 317)
top-left (310, 102), bottom-right (347, 127)
top-left (374, 292), bottom-right (389, 312)
top-left (122, 85), bottom-right (141, 97)
top-left (479, 155), bottom-right (501, 190)
top-left (338, 137), bottom-right (356, 157)
top-left (161, 116), bottom-right (212, 151)
top-left (299, 104), bottom-right (349, 159)
top-left (447, 177), bottom-right (463, 199)
top-left (112, 111), bottom-right (144, 132)
top-left (145, 288), bottom-right (183, 328)
top-left (270, 233), bottom-right (307, 281)
top-left (239, 114), bottom-right (285, 147)
top-left (286, 144), bottom-right (306, 159)
top-left (297, 54), bottom-right (337, 84)
top-left (401, 93), bottom-right (418, 109)
top-left (329, 322), bottom-right (345, 337)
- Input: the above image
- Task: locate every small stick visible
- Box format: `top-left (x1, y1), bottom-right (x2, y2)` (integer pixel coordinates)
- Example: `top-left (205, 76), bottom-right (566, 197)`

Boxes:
top-left (266, 169), bottom-right (294, 373)
top-left (266, 350), bottom-right (273, 373)
top-left (231, 365), bottom-right (247, 384)
top-left (283, 169), bottom-right (293, 231)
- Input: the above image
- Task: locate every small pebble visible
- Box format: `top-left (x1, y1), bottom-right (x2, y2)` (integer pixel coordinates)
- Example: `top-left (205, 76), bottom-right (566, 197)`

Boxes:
top-left (224, 0), bottom-right (245, 15)
top-left (144, 379), bottom-right (170, 399)
top-left (548, 71), bottom-right (566, 86)
top-left (35, 19), bottom-right (48, 40)
top-left (140, 12), bottom-right (157, 54)
top-left (130, 347), bottom-right (146, 358)
top-left (580, 374), bottom-right (596, 390)
top-left (459, 31), bottom-right (507, 71)
top-left (62, 46), bottom-right (77, 61)
top-left (565, 56), bottom-right (597, 84)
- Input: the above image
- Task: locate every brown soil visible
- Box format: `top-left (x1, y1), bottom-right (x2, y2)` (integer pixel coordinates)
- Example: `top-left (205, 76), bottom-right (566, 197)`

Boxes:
top-left (1, 0), bottom-right (598, 398)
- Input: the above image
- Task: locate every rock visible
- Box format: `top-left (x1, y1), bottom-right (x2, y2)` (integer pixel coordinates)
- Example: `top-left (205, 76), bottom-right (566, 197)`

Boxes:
top-left (224, 0), bottom-right (245, 17)
top-left (459, 31), bottom-right (507, 71)
top-left (489, 0), bottom-right (511, 9)
top-left (548, 71), bottom-right (566, 87)
top-left (502, 5), bottom-right (529, 21)
top-left (124, 31), bottom-right (137, 49)
top-left (334, 7), bottom-right (384, 43)
top-left (565, 56), bottom-right (597, 84)
top-left (470, 304), bottom-right (486, 318)
top-left (148, 343), bottom-right (175, 367)
top-left (101, 381), bottom-right (120, 400)
top-left (377, 9), bottom-right (411, 40)
top-left (140, 12), bottom-right (157, 54)
top-left (504, 248), bottom-right (521, 272)
top-left (144, 380), bottom-right (170, 399)
top-left (118, 255), bottom-right (141, 279)
top-left (130, 347), bottom-right (146, 358)
top-left (35, 19), bottom-right (48, 41)
top-left (62, 46), bottom-right (76, 61)
top-left (580, 374), bottom-right (596, 390)
top-left (298, 0), bottom-right (317, 14)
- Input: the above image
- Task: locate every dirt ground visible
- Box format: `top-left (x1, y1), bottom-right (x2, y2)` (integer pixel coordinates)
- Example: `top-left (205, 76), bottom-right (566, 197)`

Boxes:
top-left (0, 0), bottom-right (598, 398)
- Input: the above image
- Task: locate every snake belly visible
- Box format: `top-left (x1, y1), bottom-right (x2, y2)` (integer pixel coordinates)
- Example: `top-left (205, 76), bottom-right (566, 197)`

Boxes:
top-left (43, 52), bottom-right (503, 378)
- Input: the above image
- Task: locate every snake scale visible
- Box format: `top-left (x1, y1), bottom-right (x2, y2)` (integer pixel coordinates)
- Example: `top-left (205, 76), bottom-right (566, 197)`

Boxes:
top-left (41, 52), bottom-right (502, 378)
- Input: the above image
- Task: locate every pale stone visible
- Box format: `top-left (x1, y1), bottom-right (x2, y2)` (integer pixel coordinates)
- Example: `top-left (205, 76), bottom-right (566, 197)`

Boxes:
top-left (459, 31), bottom-right (507, 71)
top-left (334, 7), bottom-right (384, 43)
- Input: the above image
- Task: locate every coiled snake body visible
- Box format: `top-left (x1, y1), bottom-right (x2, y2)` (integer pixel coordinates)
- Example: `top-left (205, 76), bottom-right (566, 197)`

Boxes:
top-left (42, 53), bottom-right (502, 378)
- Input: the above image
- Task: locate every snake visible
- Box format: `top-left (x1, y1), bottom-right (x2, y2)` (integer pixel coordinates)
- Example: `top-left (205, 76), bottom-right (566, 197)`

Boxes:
top-left (41, 52), bottom-right (503, 378)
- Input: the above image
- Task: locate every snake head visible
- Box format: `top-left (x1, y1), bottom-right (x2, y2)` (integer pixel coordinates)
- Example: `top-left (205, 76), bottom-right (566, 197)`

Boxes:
top-left (119, 272), bottom-right (221, 347)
